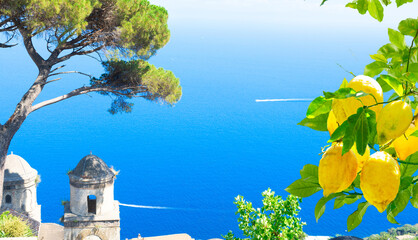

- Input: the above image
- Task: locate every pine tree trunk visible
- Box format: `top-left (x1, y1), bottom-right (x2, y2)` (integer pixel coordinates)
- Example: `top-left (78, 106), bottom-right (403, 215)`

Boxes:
top-left (0, 67), bottom-right (50, 206)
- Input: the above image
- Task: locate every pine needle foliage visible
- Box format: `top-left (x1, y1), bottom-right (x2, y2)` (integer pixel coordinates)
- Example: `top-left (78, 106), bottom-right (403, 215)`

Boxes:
top-left (0, 0), bottom-right (181, 114)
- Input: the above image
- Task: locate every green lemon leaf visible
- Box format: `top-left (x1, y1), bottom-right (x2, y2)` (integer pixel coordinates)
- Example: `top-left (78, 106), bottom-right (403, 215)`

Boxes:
top-left (410, 130), bottom-right (418, 137)
top-left (387, 188), bottom-right (411, 224)
top-left (329, 120), bottom-right (349, 142)
top-left (378, 43), bottom-right (401, 58)
top-left (405, 72), bottom-right (418, 83)
top-left (400, 176), bottom-right (413, 190)
top-left (314, 197), bottom-right (329, 222)
top-left (342, 108), bottom-right (364, 155)
top-left (398, 18), bottom-right (418, 37)
top-left (379, 75), bottom-right (404, 96)
top-left (408, 48), bottom-right (418, 64)
top-left (334, 195), bottom-right (347, 210)
top-left (411, 183), bottom-right (418, 208)
top-left (334, 194), bottom-right (362, 209)
top-left (387, 208), bottom-right (400, 224)
top-left (323, 88), bottom-right (367, 99)
top-left (306, 96), bottom-right (332, 119)
top-left (285, 179), bottom-right (321, 198)
top-left (364, 61), bottom-right (388, 77)
top-left (368, 0), bottom-right (384, 22)
top-left (346, 2), bottom-right (357, 9)
top-left (343, 126), bottom-right (356, 156)
top-left (384, 147), bottom-right (397, 158)
top-left (365, 109), bottom-right (377, 145)
top-left (340, 78), bottom-right (349, 88)
top-left (400, 151), bottom-right (418, 177)
top-left (396, 0), bottom-right (414, 7)
top-left (388, 28), bottom-right (407, 49)
top-left (376, 76), bottom-right (393, 92)
top-left (298, 113), bottom-right (329, 132)
top-left (315, 193), bottom-right (342, 222)
top-left (355, 109), bottom-right (368, 156)
top-left (347, 202), bottom-right (371, 232)
top-left (300, 164), bottom-right (319, 182)
top-left (370, 54), bottom-right (387, 63)
top-left (408, 63), bottom-right (418, 72)
top-left (357, 0), bottom-right (369, 14)
top-left (286, 164), bottom-right (322, 198)
top-left (381, 0), bottom-right (390, 6)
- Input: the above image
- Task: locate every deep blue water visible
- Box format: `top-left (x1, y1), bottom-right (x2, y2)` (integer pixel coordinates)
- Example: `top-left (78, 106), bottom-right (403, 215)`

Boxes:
top-left (0, 6), bottom-right (417, 239)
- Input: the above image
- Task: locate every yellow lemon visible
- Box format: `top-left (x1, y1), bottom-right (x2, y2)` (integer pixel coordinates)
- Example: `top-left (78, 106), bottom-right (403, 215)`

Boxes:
top-left (377, 100), bottom-right (413, 145)
top-left (392, 123), bottom-right (418, 160)
top-left (327, 110), bottom-right (339, 136)
top-left (360, 151), bottom-right (400, 213)
top-left (319, 143), bottom-right (358, 197)
top-left (332, 75), bottom-right (383, 125)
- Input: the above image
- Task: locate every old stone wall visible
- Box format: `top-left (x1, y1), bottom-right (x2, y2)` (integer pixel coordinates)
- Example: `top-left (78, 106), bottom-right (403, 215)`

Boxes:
top-left (69, 183), bottom-right (114, 216)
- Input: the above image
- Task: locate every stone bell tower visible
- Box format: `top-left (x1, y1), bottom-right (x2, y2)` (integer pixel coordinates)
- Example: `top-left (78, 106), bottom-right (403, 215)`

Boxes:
top-left (2, 152), bottom-right (41, 221)
top-left (63, 154), bottom-right (120, 240)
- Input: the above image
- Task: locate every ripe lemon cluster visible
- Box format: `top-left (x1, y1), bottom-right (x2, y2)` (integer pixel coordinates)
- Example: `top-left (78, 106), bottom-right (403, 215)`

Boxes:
top-left (319, 75), bottom-right (417, 213)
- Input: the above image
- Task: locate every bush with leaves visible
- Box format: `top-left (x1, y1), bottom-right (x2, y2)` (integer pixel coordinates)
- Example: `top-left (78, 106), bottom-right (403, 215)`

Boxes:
top-left (286, 0), bottom-right (418, 232)
top-left (223, 189), bottom-right (305, 240)
top-left (0, 211), bottom-right (33, 237)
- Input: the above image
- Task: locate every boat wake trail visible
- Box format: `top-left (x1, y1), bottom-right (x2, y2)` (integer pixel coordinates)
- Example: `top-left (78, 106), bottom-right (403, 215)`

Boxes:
top-left (119, 203), bottom-right (172, 210)
top-left (119, 203), bottom-right (228, 213)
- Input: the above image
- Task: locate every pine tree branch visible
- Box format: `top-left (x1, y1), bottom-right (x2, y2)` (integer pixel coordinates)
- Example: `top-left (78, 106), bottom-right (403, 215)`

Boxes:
top-left (30, 86), bottom-right (145, 113)
top-left (0, 43), bottom-right (16, 48)
top-left (55, 46), bottom-right (104, 63)
top-left (16, 23), bottom-right (45, 68)
top-left (48, 71), bottom-right (92, 78)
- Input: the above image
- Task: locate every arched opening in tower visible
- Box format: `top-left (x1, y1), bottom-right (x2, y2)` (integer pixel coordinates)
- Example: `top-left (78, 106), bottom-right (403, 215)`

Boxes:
top-left (87, 195), bottom-right (97, 214)
top-left (5, 195), bottom-right (11, 204)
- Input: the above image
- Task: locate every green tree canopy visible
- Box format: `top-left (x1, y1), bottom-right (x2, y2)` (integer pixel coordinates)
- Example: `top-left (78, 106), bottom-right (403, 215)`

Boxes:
top-left (0, 0), bottom-right (181, 114)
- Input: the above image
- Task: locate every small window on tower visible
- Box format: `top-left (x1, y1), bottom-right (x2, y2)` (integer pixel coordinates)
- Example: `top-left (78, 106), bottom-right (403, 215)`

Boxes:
top-left (5, 195), bottom-right (11, 204)
top-left (87, 195), bottom-right (96, 214)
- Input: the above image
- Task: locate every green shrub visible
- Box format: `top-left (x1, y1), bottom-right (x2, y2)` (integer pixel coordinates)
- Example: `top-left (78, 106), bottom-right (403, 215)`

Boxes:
top-left (223, 188), bottom-right (305, 240)
top-left (0, 211), bottom-right (33, 237)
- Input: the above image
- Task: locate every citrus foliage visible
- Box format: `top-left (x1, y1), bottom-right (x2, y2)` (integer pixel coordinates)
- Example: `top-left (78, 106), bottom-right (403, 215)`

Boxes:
top-left (223, 189), bottom-right (305, 240)
top-left (322, 0), bottom-right (414, 22)
top-left (0, 211), bottom-right (33, 237)
top-left (288, 2), bottom-right (418, 231)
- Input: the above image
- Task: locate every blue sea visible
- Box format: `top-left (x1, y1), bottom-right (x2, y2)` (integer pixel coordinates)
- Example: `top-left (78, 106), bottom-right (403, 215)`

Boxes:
top-left (0, 2), bottom-right (417, 239)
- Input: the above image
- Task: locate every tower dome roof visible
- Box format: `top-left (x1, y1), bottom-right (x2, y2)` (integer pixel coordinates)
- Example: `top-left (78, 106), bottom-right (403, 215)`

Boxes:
top-left (4, 153), bottom-right (37, 182)
top-left (69, 154), bottom-right (115, 184)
